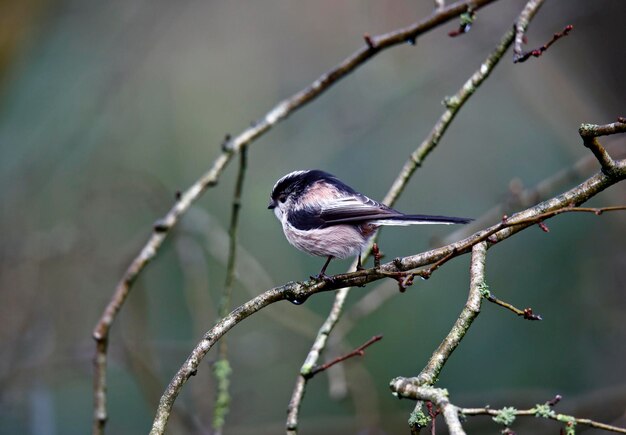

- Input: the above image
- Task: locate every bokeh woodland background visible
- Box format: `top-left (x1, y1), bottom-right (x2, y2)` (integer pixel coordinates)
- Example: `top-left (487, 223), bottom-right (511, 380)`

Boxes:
top-left (1, 1), bottom-right (625, 434)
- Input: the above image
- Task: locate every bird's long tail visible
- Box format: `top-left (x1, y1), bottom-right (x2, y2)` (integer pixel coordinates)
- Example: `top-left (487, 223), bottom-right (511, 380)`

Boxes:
top-left (372, 214), bottom-right (472, 226)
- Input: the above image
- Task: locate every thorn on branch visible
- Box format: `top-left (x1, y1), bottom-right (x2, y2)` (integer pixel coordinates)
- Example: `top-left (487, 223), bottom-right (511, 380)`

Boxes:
top-left (175, 191), bottom-right (182, 201)
top-left (304, 335), bottom-right (383, 379)
top-left (547, 394), bottom-right (562, 407)
top-left (153, 219), bottom-right (169, 233)
top-left (221, 133), bottom-right (233, 152)
top-left (514, 25), bottom-right (573, 63)
top-left (363, 34), bottom-right (375, 49)
top-left (204, 179), bottom-right (218, 188)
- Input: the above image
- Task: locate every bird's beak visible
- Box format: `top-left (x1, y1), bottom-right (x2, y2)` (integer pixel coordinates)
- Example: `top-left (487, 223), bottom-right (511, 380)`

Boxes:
top-left (268, 199), bottom-right (276, 209)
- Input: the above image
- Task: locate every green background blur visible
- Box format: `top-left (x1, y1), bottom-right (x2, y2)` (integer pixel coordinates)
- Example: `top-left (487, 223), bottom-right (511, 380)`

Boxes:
top-left (1, 1), bottom-right (625, 434)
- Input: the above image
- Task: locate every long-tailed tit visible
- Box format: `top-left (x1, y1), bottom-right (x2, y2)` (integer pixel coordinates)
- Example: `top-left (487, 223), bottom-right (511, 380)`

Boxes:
top-left (268, 170), bottom-right (472, 280)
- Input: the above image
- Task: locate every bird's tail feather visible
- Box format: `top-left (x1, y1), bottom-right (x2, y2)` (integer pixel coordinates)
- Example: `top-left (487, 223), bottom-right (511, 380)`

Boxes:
top-left (372, 214), bottom-right (472, 226)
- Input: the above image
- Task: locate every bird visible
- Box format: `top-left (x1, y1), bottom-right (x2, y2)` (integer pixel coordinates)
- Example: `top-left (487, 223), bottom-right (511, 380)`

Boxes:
top-left (268, 170), bottom-right (472, 280)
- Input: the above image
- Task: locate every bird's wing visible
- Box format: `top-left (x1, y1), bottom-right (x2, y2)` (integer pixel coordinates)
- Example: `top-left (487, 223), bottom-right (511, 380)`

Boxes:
top-left (319, 195), bottom-right (399, 225)
top-left (319, 196), bottom-right (473, 226)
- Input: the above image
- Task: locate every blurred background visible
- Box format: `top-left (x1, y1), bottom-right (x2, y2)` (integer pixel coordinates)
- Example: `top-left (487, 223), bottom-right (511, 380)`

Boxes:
top-left (1, 0), bottom-right (625, 434)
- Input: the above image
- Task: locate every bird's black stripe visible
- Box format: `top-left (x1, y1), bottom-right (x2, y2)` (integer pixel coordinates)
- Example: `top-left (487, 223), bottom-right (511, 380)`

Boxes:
top-left (287, 206), bottom-right (326, 230)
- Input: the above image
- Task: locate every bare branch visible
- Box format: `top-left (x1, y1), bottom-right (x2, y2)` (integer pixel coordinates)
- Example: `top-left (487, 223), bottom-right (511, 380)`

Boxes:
top-left (579, 119), bottom-right (626, 175)
top-left (212, 147), bottom-right (248, 435)
top-left (480, 283), bottom-right (542, 320)
top-left (328, 143), bottom-right (625, 368)
top-left (150, 155), bottom-right (626, 434)
top-left (460, 395), bottom-right (626, 434)
top-left (91, 1), bottom-right (502, 431)
top-left (286, 6), bottom-right (520, 430)
top-left (420, 242), bottom-right (486, 387)
top-left (396, 242), bottom-right (489, 433)
top-left (514, 24), bottom-right (573, 63)
top-left (403, 386), bottom-right (467, 435)
top-left (512, 205), bottom-right (626, 226)
top-left (513, 0), bottom-right (546, 62)
top-left (441, 141), bottom-right (626, 245)
top-left (389, 388), bottom-right (626, 434)
top-left (305, 335), bottom-right (383, 380)
top-left (448, 9), bottom-right (476, 37)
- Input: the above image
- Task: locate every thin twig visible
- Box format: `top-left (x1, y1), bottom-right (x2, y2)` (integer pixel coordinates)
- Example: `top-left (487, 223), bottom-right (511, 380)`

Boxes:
top-left (391, 387), bottom-right (626, 434)
top-left (286, 7), bottom-right (518, 432)
top-left (514, 24), bottom-right (573, 63)
top-left (480, 283), bottom-right (542, 320)
top-left (411, 202), bottom-right (626, 279)
top-left (579, 119), bottom-right (626, 175)
top-left (511, 205), bottom-right (626, 226)
top-left (513, 0), bottom-right (546, 62)
top-left (150, 156), bottom-right (626, 434)
top-left (305, 335), bottom-right (383, 379)
top-left (91, 1), bottom-right (501, 432)
top-left (441, 141), bottom-right (626, 246)
top-left (460, 398), bottom-right (626, 434)
top-left (398, 386), bottom-right (466, 435)
top-left (212, 147), bottom-right (248, 435)
top-left (406, 242), bottom-right (489, 432)
top-left (330, 142), bottom-right (625, 361)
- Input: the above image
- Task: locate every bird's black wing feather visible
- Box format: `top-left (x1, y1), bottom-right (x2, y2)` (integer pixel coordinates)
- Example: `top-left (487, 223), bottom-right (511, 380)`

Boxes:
top-left (318, 196), bottom-right (400, 225)
top-left (288, 195), bottom-right (472, 229)
top-left (319, 196), bottom-right (473, 226)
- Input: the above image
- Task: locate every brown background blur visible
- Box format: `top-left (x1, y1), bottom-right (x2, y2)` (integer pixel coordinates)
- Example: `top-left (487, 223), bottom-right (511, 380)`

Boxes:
top-left (1, 1), bottom-right (625, 434)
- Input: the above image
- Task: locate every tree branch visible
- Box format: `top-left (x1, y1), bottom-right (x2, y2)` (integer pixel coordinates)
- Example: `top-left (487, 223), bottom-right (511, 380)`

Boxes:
top-left (513, 0), bottom-right (546, 62)
top-left (460, 397), bottom-right (626, 434)
top-left (480, 282), bottom-right (543, 320)
top-left (91, 1), bottom-right (502, 432)
top-left (389, 386), bottom-right (626, 434)
top-left (286, 5), bottom-right (519, 431)
top-left (514, 24), bottom-right (573, 63)
top-left (304, 335), bottom-right (383, 380)
top-left (212, 147), bottom-right (248, 434)
top-left (441, 140), bottom-right (626, 246)
top-left (150, 145), bottom-right (626, 433)
top-left (327, 140), bottom-right (624, 369)
top-left (579, 119), bottom-right (626, 175)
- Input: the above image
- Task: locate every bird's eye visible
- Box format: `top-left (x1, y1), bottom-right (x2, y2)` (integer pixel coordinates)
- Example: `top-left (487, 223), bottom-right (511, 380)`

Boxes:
top-left (278, 194), bottom-right (287, 203)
